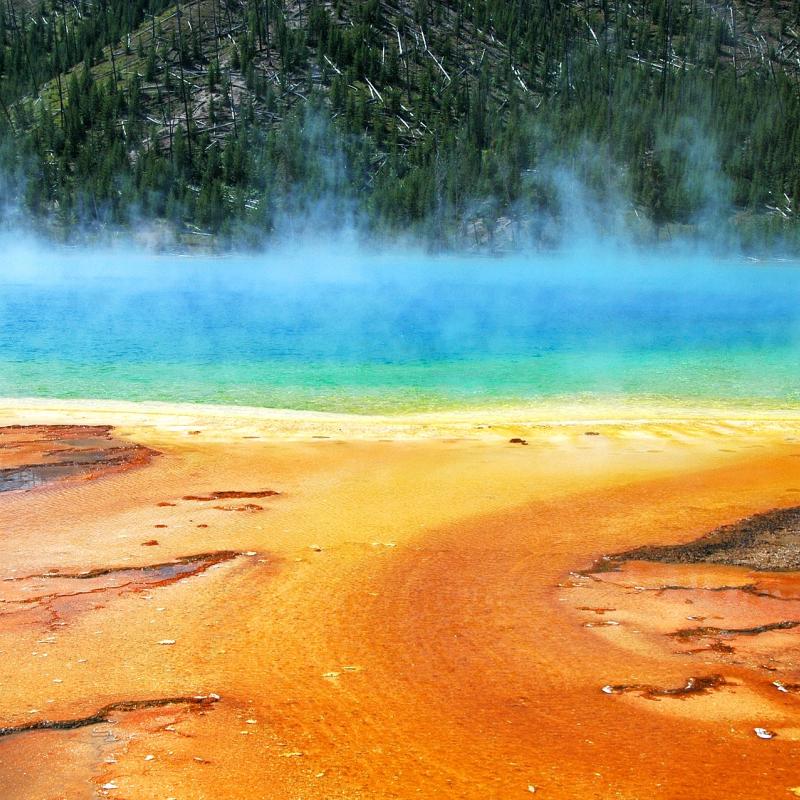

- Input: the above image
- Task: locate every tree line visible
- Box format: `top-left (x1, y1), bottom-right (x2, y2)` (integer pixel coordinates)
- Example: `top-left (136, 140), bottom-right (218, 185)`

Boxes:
top-left (1, 0), bottom-right (799, 250)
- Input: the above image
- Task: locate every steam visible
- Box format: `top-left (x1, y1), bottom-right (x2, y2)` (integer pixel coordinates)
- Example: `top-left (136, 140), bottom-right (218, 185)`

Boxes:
top-left (1, 103), bottom-right (799, 414)
top-left (1, 225), bottom-right (800, 414)
top-left (2, 100), bottom-right (797, 256)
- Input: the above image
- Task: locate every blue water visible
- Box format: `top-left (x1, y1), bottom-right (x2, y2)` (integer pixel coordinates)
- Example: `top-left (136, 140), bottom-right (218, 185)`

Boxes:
top-left (1, 242), bottom-right (799, 413)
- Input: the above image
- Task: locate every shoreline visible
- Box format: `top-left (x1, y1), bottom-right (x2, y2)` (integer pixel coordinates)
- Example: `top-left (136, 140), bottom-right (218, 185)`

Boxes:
top-left (2, 395), bottom-right (800, 440)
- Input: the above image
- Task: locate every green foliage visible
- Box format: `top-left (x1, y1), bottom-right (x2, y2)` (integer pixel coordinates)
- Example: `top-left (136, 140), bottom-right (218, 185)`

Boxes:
top-left (0, 0), bottom-right (799, 248)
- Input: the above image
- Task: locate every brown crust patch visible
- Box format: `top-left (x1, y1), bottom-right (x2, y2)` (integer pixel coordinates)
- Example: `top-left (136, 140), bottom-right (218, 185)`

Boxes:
top-left (0, 695), bottom-right (219, 738)
top-left (603, 674), bottom-right (727, 700)
top-left (671, 620), bottom-right (800, 640)
top-left (0, 425), bottom-right (156, 493)
top-left (595, 505), bottom-right (800, 572)
top-left (182, 489), bottom-right (280, 501)
top-left (15, 551), bottom-right (240, 583)
top-left (0, 552), bottom-right (244, 631)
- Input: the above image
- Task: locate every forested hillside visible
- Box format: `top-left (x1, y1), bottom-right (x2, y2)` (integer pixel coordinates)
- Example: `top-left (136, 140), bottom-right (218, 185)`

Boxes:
top-left (1, 0), bottom-right (800, 249)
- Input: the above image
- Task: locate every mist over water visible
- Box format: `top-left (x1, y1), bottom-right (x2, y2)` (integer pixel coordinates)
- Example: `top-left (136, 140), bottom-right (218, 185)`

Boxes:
top-left (1, 235), bottom-right (800, 413)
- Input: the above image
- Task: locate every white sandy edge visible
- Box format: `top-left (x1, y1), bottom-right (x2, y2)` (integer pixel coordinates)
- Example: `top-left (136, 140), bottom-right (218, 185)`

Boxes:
top-left (1, 396), bottom-right (800, 442)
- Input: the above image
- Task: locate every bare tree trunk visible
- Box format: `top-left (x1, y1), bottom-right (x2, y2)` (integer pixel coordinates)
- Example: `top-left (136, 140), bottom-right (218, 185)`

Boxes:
top-left (176, 1), bottom-right (193, 162)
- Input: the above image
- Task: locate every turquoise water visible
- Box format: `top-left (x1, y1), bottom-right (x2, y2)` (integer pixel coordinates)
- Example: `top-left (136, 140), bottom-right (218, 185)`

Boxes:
top-left (1, 242), bottom-right (800, 413)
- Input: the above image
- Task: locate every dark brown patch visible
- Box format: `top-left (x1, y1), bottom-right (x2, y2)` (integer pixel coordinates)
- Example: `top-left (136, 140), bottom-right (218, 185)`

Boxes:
top-left (671, 620), bottom-right (800, 640)
top-left (509, 438), bottom-right (528, 446)
top-left (603, 674), bottom-right (726, 700)
top-left (212, 503), bottom-right (263, 512)
top-left (686, 640), bottom-right (736, 655)
top-left (5, 551), bottom-right (238, 588)
top-left (0, 425), bottom-right (156, 493)
top-left (182, 490), bottom-right (280, 501)
top-left (0, 694), bottom-right (219, 738)
top-left (592, 505), bottom-right (800, 572)
top-left (0, 552), bottom-right (248, 632)
top-left (141, 540), bottom-right (159, 547)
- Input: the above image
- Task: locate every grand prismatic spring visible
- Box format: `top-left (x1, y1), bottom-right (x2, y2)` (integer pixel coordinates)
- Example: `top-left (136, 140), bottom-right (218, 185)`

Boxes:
top-left (2, 243), bottom-right (800, 799)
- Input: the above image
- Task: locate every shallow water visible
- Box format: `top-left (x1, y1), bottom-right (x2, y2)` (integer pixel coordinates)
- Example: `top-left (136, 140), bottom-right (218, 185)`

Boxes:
top-left (2, 420), bottom-right (799, 799)
top-left (1, 245), bottom-right (800, 412)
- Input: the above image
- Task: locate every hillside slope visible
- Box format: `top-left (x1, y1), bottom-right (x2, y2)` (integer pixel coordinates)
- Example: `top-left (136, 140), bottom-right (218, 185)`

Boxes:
top-left (1, 0), bottom-right (799, 249)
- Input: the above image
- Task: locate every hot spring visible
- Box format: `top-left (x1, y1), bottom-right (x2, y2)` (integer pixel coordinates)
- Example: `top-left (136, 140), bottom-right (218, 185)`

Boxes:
top-left (1, 240), bottom-right (799, 413)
